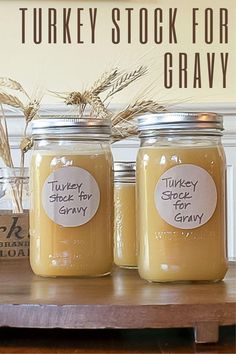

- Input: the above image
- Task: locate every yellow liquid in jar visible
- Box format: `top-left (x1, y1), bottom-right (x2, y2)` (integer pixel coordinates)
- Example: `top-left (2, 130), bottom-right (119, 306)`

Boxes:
top-left (114, 183), bottom-right (137, 268)
top-left (30, 150), bottom-right (113, 277)
top-left (136, 146), bottom-right (228, 282)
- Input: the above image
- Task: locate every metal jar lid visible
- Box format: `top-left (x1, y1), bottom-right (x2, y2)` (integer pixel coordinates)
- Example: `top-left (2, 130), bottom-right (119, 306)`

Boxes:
top-left (137, 112), bottom-right (223, 135)
top-left (31, 117), bottom-right (111, 139)
top-left (113, 161), bottom-right (136, 179)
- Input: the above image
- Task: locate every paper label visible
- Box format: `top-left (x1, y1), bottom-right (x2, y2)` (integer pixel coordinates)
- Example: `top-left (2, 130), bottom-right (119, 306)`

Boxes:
top-left (0, 212), bottom-right (29, 258)
top-left (42, 166), bottom-right (100, 227)
top-left (154, 164), bottom-right (217, 229)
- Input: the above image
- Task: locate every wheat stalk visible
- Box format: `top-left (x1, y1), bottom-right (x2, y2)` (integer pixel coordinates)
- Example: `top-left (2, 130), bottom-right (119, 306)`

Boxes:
top-left (111, 100), bottom-right (166, 126)
top-left (20, 138), bottom-right (33, 153)
top-left (89, 68), bottom-right (119, 95)
top-left (64, 90), bottom-right (110, 118)
top-left (130, 100), bottom-right (166, 113)
top-left (0, 78), bottom-right (30, 98)
top-left (105, 66), bottom-right (148, 100)
top-left (55, 66), bottom-right (149, 120)
top-left (0, 126), bottom-right (12, 167)
top-left (65, 92), bottom-right (87, 106)
top-left (0, 92), bottom-right (24, 109)
top-left (19, 96), bottom-right (41, 200)
top-left (110, 100), bottom-right (166, 142)
top-left (23, 100), bottom-right (40, 124)
top-left (112, 123), bottom-right (138, 143)
top-left (86, 93), bottom-right (110, 119)
top-left (0, 82), bottom-right (42, 211)
top-left (0, 105), bottom-right (24, 213)
top-left (0, 105), bottom-right (13, 167)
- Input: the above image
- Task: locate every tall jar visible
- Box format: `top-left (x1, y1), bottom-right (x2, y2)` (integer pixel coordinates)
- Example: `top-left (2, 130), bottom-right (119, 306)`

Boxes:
top-left (136, 112), bottom-right (228, 282)
top-left (113, 162), bottom-right (137, 268)
top-left (30, 117), bottom-right (113, 277)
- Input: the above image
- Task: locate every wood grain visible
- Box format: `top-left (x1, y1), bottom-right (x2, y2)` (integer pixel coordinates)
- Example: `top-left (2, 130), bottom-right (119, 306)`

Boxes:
top-left (0, 259), bottom-right (235, 343)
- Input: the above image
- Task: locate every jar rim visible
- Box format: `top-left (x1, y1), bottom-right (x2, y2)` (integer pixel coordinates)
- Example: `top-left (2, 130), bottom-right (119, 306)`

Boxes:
top-left (31, 117), bottom-right (111, 138)
top-left (137, 112), bottom-right (223, 133)
top-left (0, 167), bottom-right (29, 179)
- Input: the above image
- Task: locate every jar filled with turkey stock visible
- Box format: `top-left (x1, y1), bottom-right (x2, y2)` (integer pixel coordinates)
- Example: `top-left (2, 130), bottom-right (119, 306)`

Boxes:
top-left (30, 117), bottom-right (113, 277)
top-left (136, 112), bottom-right (228, 282)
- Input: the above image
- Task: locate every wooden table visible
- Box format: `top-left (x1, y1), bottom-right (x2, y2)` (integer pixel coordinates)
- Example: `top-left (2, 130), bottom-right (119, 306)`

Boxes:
top-left (0, 260), bottom-right (235, 347)
top-left (0, 326), bottom-right (235, 353)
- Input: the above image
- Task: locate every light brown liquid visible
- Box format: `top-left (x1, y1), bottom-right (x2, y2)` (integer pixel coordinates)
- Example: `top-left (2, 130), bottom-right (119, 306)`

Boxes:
top-left (30, 150), bottom-right (113, 277)
top-left (114, 183), bottom-right (137, 268)
top-left (136, 145), bottom-right (228, 282)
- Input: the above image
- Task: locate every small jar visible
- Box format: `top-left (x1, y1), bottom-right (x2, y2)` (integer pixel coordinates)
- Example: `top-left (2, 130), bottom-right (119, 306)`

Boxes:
top-left (136, 112), bottom-right (228, 282)
top-left (30, 117), bottom-right (113, 277)
top-left (113, 162), bottom-right (137, 268)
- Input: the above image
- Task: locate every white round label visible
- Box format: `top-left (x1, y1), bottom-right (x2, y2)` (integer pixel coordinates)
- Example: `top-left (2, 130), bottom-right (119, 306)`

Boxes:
top-left (42, 166), bottom-right (100, 227)
top-left (154, 164), bottom-right (217, 229)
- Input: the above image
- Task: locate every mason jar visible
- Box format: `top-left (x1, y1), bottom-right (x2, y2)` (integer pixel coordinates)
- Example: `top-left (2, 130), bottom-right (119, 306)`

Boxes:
top-left (113, 161), bottom-right (137, 268)
top-left (136, 112), bottom-right (228, 282)
top-left (30, 117), bottom-right (113, 277)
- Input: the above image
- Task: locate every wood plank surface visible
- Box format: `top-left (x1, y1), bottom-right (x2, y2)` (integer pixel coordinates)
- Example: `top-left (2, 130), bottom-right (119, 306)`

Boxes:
top-left (0, 260), bottom-right (235, 333)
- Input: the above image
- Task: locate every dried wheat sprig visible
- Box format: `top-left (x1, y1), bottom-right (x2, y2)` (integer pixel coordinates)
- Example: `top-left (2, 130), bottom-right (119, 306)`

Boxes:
top-left (112, 124), bottom-right (138, 143)
top-left (54, 66), bottom-right (149, 119)
top-left (86, 93), bottom-right (111, 119)
top-left (19, 97), bottom-right (41, 200)
top-left (111, 100), bottom-right (166, 126)
top-left (0, 105), bottom-right (13, 167)
top-left (0, 92), bottom-right (24, 109)
top-left (20, 137), bottom-right (33, 154)
top-left (129, 100), bottom-right (166, 113)
top-left (23, 100), bottom-right (40, 124)
top-left (89, 68), bottom-right (119, 95)
top-left (64, 90), bottom-right (110, 118)
top-left (0, 124), bottom-right (12, 167)
top-left (0, 81), bottom-right (42, 213)
top-left (65, 91), bottom-right (87, 106)
top-left (0, 78), bottom-right (30, 99)
top-left (48, 90), bottom-right (69, 100)
top-left (110, 100), bottom-right (167, 142)
top-left (0, 106), bottom-right (23, 213)
top-left (1, 103), bottom-right (9, 141)
top-left (105, 66), bottom-right (148, 100)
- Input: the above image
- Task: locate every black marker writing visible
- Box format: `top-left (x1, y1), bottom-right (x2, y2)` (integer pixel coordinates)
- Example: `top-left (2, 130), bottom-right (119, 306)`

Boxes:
top-left (161, 190), bottom-right (192, 201)
top-left (49, 194), bottom-right (74, 203)
top-left (162, 177), bottom-right (198, 192)
top-left (59, 206), bottom-right (88, 216)
top-left (174, 212), bottom-right (204, 225)
top-left (47, 180), bottom-right (83, 194)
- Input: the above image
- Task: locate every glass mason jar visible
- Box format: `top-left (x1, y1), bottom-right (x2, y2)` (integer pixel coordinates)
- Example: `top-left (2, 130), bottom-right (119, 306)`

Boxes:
top-left (113, 162), bottom-right (137, 269)
top-left (0, 167), bottom-right (29, 259)
top-left (0, 168), bottom-right (29, 212)
top-left (136, 112), bottom-right (228, 282)
top-left (30, 117), bottom-right (113, 277)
